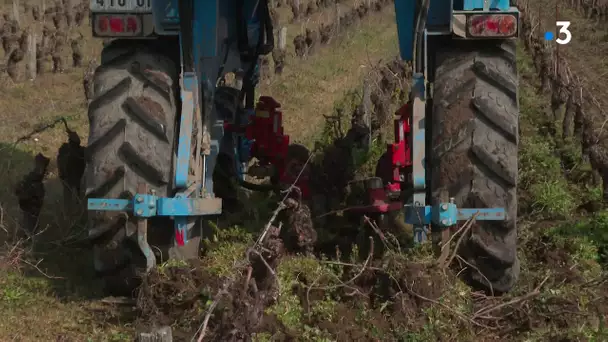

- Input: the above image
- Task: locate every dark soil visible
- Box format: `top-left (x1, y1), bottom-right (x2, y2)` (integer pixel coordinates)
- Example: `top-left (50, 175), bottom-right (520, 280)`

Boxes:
top-left (137, 239), bottom-right (287, 340)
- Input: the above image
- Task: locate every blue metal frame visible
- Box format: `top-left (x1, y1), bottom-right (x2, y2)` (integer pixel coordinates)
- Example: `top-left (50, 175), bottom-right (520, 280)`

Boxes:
top-left (87, 0), bottom-right (228, 258)
top-left (462, 0), bottom-right (510, 11)
top-left (152, 0), bottom-right (179, 34)
top-left (405, 205), bottom-right (506, 226)
top-left (394, 0), bottom-right (415, 61)
top-left (87, 0), bottom-right (269, 263)
top-left (235, 108), bottom-right (256, 181)
top-left (88, 195), bottom-right (222, 218)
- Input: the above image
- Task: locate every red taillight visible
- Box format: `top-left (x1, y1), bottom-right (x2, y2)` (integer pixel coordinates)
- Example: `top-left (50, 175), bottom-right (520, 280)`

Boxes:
top-left (468, 14), bottom-right (517, 37)
top-left (109, 17), bottom-right (124, 33)
top-left (127, 17), bottom-right (138, 32)
top-left (97, 16), bottom-right (109, 33)
top-left (94, 15), bottom-right (142, 36)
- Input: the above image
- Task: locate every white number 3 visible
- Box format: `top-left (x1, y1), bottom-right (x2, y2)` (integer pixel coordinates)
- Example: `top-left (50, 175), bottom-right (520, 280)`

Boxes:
top-left (556, 21), bottom-right (572, 45)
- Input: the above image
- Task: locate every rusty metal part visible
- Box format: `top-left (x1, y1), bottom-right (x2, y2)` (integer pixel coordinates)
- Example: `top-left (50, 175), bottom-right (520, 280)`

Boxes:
top-left (136, 183), bottom-right (156, 272)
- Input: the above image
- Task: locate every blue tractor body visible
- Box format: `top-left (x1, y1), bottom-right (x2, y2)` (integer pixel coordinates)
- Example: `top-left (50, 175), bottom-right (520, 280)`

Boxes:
top-left (86, 0), bottom-right (521, 292)
top-left (87, 0), bottom-right (273, 273)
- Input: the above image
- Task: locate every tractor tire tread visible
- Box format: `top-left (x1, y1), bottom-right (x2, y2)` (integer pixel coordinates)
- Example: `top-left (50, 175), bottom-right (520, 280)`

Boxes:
top-left (85, 41), bottom-right (178, 296)
top-left (85, 119), bottom-right (127, 160)
top-left (432, 40), bottom-right (519, 294)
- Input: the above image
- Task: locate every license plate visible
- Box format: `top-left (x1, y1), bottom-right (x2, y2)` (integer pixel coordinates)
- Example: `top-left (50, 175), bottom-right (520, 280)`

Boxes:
top-left (90, 0), bottom-right (152, 12)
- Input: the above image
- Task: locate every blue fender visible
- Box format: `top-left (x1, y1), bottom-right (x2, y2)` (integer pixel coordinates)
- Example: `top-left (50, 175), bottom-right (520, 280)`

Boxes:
top-left (394, 0), bottom-right (415, 61)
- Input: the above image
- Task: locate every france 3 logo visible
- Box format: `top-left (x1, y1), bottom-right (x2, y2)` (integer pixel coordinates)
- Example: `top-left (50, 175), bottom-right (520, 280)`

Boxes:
top-left (544, 21), bottom-right (572, 45)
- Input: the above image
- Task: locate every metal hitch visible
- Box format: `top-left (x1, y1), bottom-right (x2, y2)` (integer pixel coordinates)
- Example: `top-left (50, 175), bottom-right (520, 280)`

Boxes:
top-left (87, 183), bottom-right (222, 271)
top-left (404, 202), bottom-right (506, 227)
top-left (88, 192), bottom-right (222, 218)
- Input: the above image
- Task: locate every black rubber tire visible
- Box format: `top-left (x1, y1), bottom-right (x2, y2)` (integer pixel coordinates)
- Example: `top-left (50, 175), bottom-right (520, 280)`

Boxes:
top-left (85, 41), bottom-right (185, 296)
top-left (431, 40), bottom-right (520, 294)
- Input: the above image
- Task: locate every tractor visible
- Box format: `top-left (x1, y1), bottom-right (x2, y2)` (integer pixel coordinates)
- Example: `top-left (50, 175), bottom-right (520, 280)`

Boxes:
top-left (86, 0), bottom-right (520, 296)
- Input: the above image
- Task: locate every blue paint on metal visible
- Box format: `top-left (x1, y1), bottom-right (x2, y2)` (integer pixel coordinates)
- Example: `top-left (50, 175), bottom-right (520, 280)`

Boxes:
top-left (88, 195), bottom-right (222, 217)
top-left (412, 73), bottom-right (425, 97)
top-left (394, 0), bottom-right (415, 61)
top-left (158, 197), bottom-right (222, 216)
top-left (193, 0), bottom-right (218, 59)
top-left (432, 203), bottom-right (458, 226)
top-left (463, 0), bottom-right (509, 10)
top-left (236, 137), bottom-right (254, 180)
top-left (88, 197), bottom-right (158, 218)
top-left (88, 198), bottom-right (131, 212)
top-left (232, 108), bottom-right (255, 180)
top-left (238, 138), bottom-right (253, 163)
top-left (412, 129), bottom-right (426, 187)
top-left (411, 73), bottom-right (425, 190)
top-left (234, 147), bottom-right (246, 180)
top-left (413, 226), bottom-right (428, 245)
top-left (409, 72), bottom-right (427, 244)
top-left (427, 0), bottom-right (453, 27)
top-left (134, 194), bottom-right (158, 217)
top-left (404, 204), bottom-right (431, 225)
top-left (152, 0), bottom-right (179, 34)
top-left (175, 73), bottom-right (197, 188)
top-left (405, 204), bottom-right (506, 226)
top-left (457, 208), bottom-right (505, 220)
top-left (169, 0), bottom-right (218, 247)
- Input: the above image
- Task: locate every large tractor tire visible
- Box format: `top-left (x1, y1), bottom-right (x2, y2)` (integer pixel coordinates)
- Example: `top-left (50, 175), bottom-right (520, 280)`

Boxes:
top-left (431, 40), bottom-right (519, 294)
top-left (85, 41), bottom-right (189, 296)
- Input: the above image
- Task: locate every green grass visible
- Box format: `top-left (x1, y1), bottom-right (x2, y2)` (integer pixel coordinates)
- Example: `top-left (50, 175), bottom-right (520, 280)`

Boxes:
top-left (551, 210), bottom-right (608, 266)
top-left (0, 271), bottom-right (134, 341)
top-left (510, 41), bottom-right (607, 340)
top-left (260, 7), bottom-right (399, 145)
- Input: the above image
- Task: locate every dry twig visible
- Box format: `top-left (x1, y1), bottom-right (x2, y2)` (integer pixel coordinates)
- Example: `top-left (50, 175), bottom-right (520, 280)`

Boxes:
top-left (473, 275), bottom-right (550, 319)
top-left (308, 236), bottom-right (374, 292)
top-left (442, 212), bottom-right (479, 270)
top-left (193, 282), bottom-right (231, 342)
top-left (192, 148), bottom-right (314, 342)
